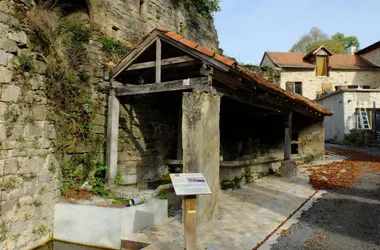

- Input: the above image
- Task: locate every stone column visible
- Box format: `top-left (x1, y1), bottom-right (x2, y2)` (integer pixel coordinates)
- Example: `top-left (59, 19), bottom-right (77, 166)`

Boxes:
top-left (182, 91), bottom-right (221, 226)
top-left (281, 110), bottom-right (298, 177)
top-left (106, 89), bottom-right (120, 184)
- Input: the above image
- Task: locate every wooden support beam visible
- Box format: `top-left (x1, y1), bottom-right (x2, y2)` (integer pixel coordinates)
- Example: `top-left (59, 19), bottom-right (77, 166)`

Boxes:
top-left (215, 85), bottom-right (286, 113)
top-left (115, 77), bottom-right (209, 96)
top-left (284, 110), bottom-right (293, 160)
top-left (184, 195), bottom-right (197, 250)
top-left (110, 32), bottom-right (158, 78)
top-left (106, 89), bottom-right (120, 184)
top-left (127, 56), bottom-right (197, 71)
top-left (158, 33), bottom-right (230, 72)
top-left (156, 38), bottom-right (162, 83)
top-left (255, 92), bottom-right (321, 118)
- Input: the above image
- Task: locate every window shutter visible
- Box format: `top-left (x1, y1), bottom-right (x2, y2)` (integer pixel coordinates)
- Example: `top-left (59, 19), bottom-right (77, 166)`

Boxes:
top-left (316, 56), bottom-right (328, 76)
top-left (286, 82), bottom-right (295, 93)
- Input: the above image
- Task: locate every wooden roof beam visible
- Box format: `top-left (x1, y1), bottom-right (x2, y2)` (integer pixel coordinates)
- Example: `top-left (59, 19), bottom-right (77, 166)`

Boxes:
top-left (127, 56), bottom-right (198, 71)
top-left (114, 77), bottom-right (210, 96)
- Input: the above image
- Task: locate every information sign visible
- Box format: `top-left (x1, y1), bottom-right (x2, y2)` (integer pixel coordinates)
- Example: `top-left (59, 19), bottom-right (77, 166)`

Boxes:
top-left (170, 173), bottom-right (211, 196)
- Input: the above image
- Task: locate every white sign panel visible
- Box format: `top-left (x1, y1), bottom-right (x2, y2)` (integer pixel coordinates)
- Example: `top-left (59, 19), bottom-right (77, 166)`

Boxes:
top-left (170, 173), bottom-right (212, 196)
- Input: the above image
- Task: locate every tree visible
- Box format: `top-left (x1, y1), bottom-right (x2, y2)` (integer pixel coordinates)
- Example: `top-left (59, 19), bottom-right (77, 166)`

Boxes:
top-left (290, 27), bottom-right (328, 53)
top-left (332, 32), bottom-right (360, 48)
top-left (290, 27), bottom-right (360, 54)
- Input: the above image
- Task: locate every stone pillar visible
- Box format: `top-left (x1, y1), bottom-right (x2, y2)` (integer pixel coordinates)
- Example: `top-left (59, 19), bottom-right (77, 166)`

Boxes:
top-left (282, 110), bottom-right (298, 177)
top-left (106, 89), bottom-right (120, 184)
top-left (182, 91), bottom-right (220, 226)
top-left (284, 110), bottom-right (292, 160)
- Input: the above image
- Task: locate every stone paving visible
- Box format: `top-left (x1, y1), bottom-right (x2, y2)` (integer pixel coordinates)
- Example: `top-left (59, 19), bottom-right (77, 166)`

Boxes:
top-left (123, 154), bottom-right (342, 250)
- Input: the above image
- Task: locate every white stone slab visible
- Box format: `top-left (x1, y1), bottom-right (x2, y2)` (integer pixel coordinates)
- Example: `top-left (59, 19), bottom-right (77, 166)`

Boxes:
top-left (54, 199), bottom-right (168, 249)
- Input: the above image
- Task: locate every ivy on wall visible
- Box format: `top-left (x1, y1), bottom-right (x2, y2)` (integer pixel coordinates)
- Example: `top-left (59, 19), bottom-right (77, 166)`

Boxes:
top-left (174, 0), bottom-right (221, 19)
top-left (25, 3), bottom-right (105, 194)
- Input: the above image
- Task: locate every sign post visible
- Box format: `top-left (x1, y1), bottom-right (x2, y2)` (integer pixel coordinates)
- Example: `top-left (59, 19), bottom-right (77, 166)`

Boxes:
top-left (170, 173), bottom-right (212, 250)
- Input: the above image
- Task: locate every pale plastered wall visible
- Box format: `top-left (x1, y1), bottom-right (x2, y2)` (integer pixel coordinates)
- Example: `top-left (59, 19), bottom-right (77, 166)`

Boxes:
top-left (280, 69), bottom-right (380, 100)
top-left (317, 93), bottom-right (345, 141)
top-left (317, 91), bottom-right (380, 141)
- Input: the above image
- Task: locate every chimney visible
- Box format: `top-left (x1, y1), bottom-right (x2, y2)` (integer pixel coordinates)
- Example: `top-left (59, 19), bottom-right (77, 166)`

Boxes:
top-left (346, 45), bottom-right (357, 55)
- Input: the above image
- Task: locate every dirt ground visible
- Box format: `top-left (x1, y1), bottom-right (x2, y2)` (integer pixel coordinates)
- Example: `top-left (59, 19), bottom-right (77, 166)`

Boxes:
top-left (271, 144), bottom-right (380, 250)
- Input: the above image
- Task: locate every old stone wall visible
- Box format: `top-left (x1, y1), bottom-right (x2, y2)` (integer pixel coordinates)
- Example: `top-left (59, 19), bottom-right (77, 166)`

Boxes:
top-left (280, 68), bottom-right (380, 100)
top-left (0, 0), bottom-right (218, 249)
top-left (0, 11), bottom-right (60, 250)
top-left (117, 94), bottom-right (179, 184)
top-left (294, 116), bottom-right (325, 159)
top-left (88, 0), bottom-right (218, 50)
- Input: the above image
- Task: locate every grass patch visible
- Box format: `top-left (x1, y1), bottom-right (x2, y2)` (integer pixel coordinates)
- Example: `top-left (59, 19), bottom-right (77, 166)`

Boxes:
top-left (99, 37), bottom-right (131, 59)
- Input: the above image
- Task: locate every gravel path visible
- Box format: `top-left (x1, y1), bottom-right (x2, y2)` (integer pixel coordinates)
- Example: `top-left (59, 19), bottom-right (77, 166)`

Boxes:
top-left (271, 145), bottom-right (380, 250)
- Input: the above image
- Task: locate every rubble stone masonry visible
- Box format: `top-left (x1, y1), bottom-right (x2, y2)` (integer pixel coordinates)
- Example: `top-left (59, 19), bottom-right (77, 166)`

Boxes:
top-left (0, 1), bottom-right (218, 249)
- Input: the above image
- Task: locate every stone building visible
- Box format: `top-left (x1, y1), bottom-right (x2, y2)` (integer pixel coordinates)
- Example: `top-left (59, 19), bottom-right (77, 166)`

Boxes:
top-left (106, 26), bottom-right (332, 231)
top-left (0, 0), bottom-right (333, 248)
top-left (0, 1), bottom-right (219, 249)
top-left (260, 42), bottom-right (380, 142)
top-left (260, 45), bottom-right (380, 100)
top-left (315, 41), bottom-right (380, 142)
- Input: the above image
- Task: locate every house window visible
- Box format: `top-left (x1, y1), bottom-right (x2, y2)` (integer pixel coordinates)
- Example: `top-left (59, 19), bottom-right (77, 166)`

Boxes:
top-left (295, 82), bottom-right (302, 95)
top-left (316, 56), bottom-right (328, 76)
top-left (286, 82), bottom-right (302, 95)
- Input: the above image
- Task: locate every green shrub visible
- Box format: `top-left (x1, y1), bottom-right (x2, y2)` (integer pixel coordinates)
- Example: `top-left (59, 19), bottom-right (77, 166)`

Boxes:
top-left (177, 0), bottom-right (221, 19)
top-left (114, 171), bottom-right (123, 186)
top-left (13, 53), bottom-right (35, 73)
top-left (90, 164), bottom-right (108, 196)
top-left (302, 155), bottom-right (314, 163)
top-left (100, 37), bottom-right (131, 59)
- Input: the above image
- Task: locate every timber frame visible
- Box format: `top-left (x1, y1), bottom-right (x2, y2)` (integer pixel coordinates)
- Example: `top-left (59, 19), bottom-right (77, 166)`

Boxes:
top-left (105, 27), bottom-right (332, 225)
top-left (106, 27), bottom-right (333, 183)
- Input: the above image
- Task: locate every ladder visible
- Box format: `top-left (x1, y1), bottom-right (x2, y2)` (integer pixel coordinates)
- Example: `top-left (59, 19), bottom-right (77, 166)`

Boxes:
top-left (357, 103), bottom-right (370, 129)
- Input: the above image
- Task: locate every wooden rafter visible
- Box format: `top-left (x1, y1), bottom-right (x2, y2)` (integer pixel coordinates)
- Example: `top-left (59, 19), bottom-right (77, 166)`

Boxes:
top-left (110, 31), bottom-right (159, 78)
top-left (114, 77), bottom-right (210, 96)
top-left (127, 56), bottom-right (197, 71)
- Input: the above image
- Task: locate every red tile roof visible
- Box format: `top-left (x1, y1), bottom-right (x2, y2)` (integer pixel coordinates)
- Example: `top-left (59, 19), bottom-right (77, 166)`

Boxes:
top-left (112, 27), bottom-right (333, 116)
top-left (264, 51), bottom-right (379, 69)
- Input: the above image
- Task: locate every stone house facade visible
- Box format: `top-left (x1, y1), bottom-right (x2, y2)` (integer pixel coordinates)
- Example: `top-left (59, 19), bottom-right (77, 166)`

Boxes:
top-left (260, 45), bottom-right (380, 100)
top-left (261, 42), bottom-right (380, 142)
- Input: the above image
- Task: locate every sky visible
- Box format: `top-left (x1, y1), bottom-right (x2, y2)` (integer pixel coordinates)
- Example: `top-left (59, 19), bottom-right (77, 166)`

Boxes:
top-left (214, 0), bottom-right (380, 65)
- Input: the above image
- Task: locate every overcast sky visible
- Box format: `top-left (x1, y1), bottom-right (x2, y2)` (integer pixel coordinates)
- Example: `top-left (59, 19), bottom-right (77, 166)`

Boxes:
top-left (214, 0), bottom-right (380, 65)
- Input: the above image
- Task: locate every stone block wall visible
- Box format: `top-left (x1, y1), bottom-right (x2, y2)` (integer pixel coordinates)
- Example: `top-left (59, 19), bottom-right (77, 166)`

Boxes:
top-left (0, 10), bottom-right (60, 250)
top-left (87, 0), bottom-right (219, 50)
top-left (117, 94), bottom-right (179, 184)
top-left (294, 116), bottom-right (325, 159)
top-left (0, 0), bottom-right (218, 249)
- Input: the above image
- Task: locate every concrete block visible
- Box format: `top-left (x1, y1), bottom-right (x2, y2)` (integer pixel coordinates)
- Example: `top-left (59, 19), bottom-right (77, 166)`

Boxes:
top-left (281, 160), bottom-right (299, 178)
top-left (54, 199), bottom-right (168, 249)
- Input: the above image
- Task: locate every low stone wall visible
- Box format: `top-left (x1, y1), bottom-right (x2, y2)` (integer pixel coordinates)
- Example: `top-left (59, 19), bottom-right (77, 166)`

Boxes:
top-left (54, 200), bottom-right (168, 249)
top-left (220, 157), bottom-right (281, 189)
